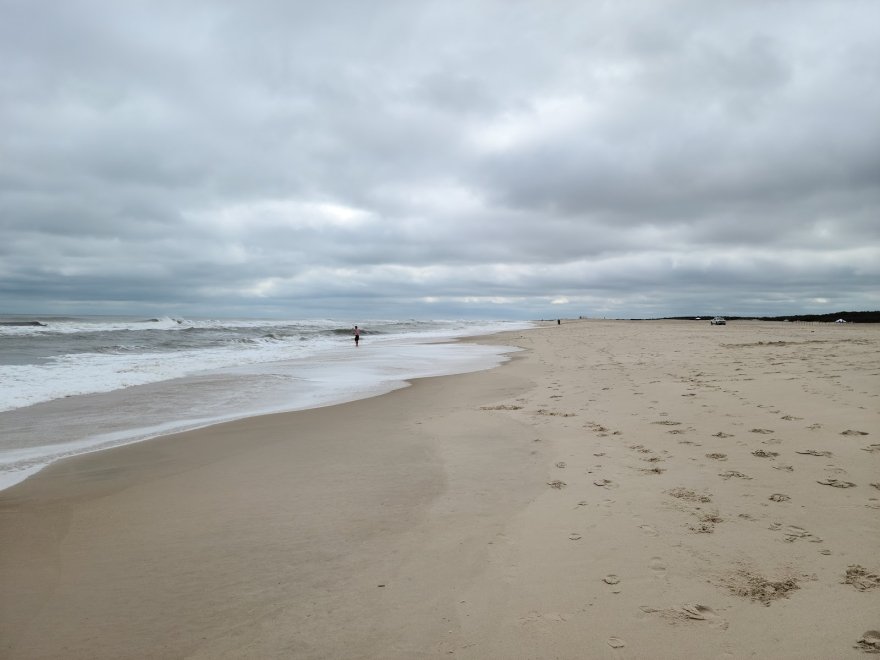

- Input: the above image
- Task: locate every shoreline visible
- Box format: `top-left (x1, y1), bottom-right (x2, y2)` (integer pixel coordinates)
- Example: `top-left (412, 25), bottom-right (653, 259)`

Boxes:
top-left (2, 320), bottom-right (878, 658)
top-left (0, 327), bottom-right (530, 492)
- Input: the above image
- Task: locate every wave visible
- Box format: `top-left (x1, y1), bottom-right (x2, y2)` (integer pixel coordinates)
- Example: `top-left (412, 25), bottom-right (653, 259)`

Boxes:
top-left (0, 318), bottom-right (534, 412)
top-left (0, 321), bottom-right (48, 327)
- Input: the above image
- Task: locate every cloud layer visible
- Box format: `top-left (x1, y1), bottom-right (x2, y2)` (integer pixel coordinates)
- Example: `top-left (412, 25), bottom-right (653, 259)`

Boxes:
top-left (2, 0), bottom-right (878, 319)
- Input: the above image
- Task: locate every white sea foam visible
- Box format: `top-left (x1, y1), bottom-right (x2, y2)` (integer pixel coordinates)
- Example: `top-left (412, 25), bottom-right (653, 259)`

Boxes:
top-left (1, 338), bottom-right (315, 411)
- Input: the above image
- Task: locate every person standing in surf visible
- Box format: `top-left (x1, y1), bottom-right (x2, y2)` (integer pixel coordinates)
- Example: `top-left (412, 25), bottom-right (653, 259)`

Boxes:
top-left (354, 325), bottom-right (360, 346)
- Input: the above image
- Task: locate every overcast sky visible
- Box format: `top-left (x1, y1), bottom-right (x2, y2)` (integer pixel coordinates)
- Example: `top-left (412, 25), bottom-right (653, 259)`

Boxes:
top-left (1, 1), bottom-right (878, 320)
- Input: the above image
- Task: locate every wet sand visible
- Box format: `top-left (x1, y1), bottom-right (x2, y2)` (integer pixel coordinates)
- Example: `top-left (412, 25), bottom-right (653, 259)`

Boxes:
top-left (2, 320), bottom-right (878, 658)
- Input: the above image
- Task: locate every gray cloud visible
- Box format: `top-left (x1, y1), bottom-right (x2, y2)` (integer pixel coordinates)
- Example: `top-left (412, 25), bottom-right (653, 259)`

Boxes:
top-left (1, 0), bottom-right (878, 319)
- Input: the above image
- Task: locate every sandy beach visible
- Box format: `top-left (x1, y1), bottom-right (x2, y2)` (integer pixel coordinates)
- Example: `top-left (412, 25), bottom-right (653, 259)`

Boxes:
top-left (2, 320), bottom-right (878, 659)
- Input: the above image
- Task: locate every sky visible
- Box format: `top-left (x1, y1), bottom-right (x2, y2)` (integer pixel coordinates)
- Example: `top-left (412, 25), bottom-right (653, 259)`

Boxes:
top-left (1, 0), bottom-right (878, 320)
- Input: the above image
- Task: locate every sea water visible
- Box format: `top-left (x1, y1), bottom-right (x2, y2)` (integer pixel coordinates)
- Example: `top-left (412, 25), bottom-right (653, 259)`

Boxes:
top-left (0, 316), bottom-right (533, 490)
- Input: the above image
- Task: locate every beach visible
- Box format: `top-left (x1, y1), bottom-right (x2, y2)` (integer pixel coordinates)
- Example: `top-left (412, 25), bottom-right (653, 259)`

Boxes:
top-left (1, 319), bottom-right (878, 658)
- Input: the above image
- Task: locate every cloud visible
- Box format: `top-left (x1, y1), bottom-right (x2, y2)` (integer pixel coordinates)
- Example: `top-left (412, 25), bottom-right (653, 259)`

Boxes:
top-left (1, 0), bottom-right (878, 318)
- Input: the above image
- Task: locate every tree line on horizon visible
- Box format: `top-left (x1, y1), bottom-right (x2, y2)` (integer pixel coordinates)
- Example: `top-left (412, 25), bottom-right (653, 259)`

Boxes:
top-left (657, 311), bottom-right (880, 323)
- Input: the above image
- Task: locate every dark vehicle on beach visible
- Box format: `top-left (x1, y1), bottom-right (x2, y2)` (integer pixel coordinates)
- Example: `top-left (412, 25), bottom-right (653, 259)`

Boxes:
top-left (710, 317), bottom-right (726, 325)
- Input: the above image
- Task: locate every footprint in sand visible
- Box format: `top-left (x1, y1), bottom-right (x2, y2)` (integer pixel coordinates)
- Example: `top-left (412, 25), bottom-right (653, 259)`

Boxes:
top-left (607, 637), bottom-right (626, 649)
top-left (719, 470), bottom-right (752, 480)
top-left (856, 630), bottom-right (880, 653)
top-left (603, 574), bottom-right (621, 585)
top-left (861, 444), bottom-right (880, 453)
top-left (843, 565), bottom-right (880, 591)
top-left (519, 611), bottom-right (567, 626)
top-left (706, 453), bottom-right (728, 461)
top-left (796, 449), bottom-right (833, 457)
top-left (817, 478), bottom-right (857, 488)
top-left (841, 429), bottom-right (869, 436)
top-left (713, 432), bottom-right (734, 438)
top-left (649, 556), bottom-right (668, 580)
top-left (640, 604), bottom-right (727, 629)
top-left (594, 479), bottom-right (614, 487)
top-left (690, 512), bottom-right (723, 534)
top-left (769, 493), bottom-right (790, 502)
top-left (750, 428), bottom-right (775, 434)
top-left (752, 449), bottom-right (779, 458)
top-left (676, 603), bottom-right (716, 620)
top-left (667, 487), bottom-right (712, 503)
top-left (639, 524), bottom-right (660, 537)
top-left (721, 569), bottom-right (803, 605)
top-left (778, 525), bottom-right (822, 543)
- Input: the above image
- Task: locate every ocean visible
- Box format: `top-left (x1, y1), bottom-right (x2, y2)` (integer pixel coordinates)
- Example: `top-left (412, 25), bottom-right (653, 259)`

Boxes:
top-left (0, 315), bottom-right (533, 491)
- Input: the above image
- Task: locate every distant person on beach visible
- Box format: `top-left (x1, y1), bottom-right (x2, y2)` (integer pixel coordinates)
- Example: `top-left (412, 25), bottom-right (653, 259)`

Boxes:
top-left (354, 325), bottom-right (360, 346)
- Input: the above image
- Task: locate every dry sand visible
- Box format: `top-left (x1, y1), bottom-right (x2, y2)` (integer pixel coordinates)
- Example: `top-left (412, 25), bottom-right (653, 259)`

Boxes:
top-left (1, 320), bottom-right (878, 659)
